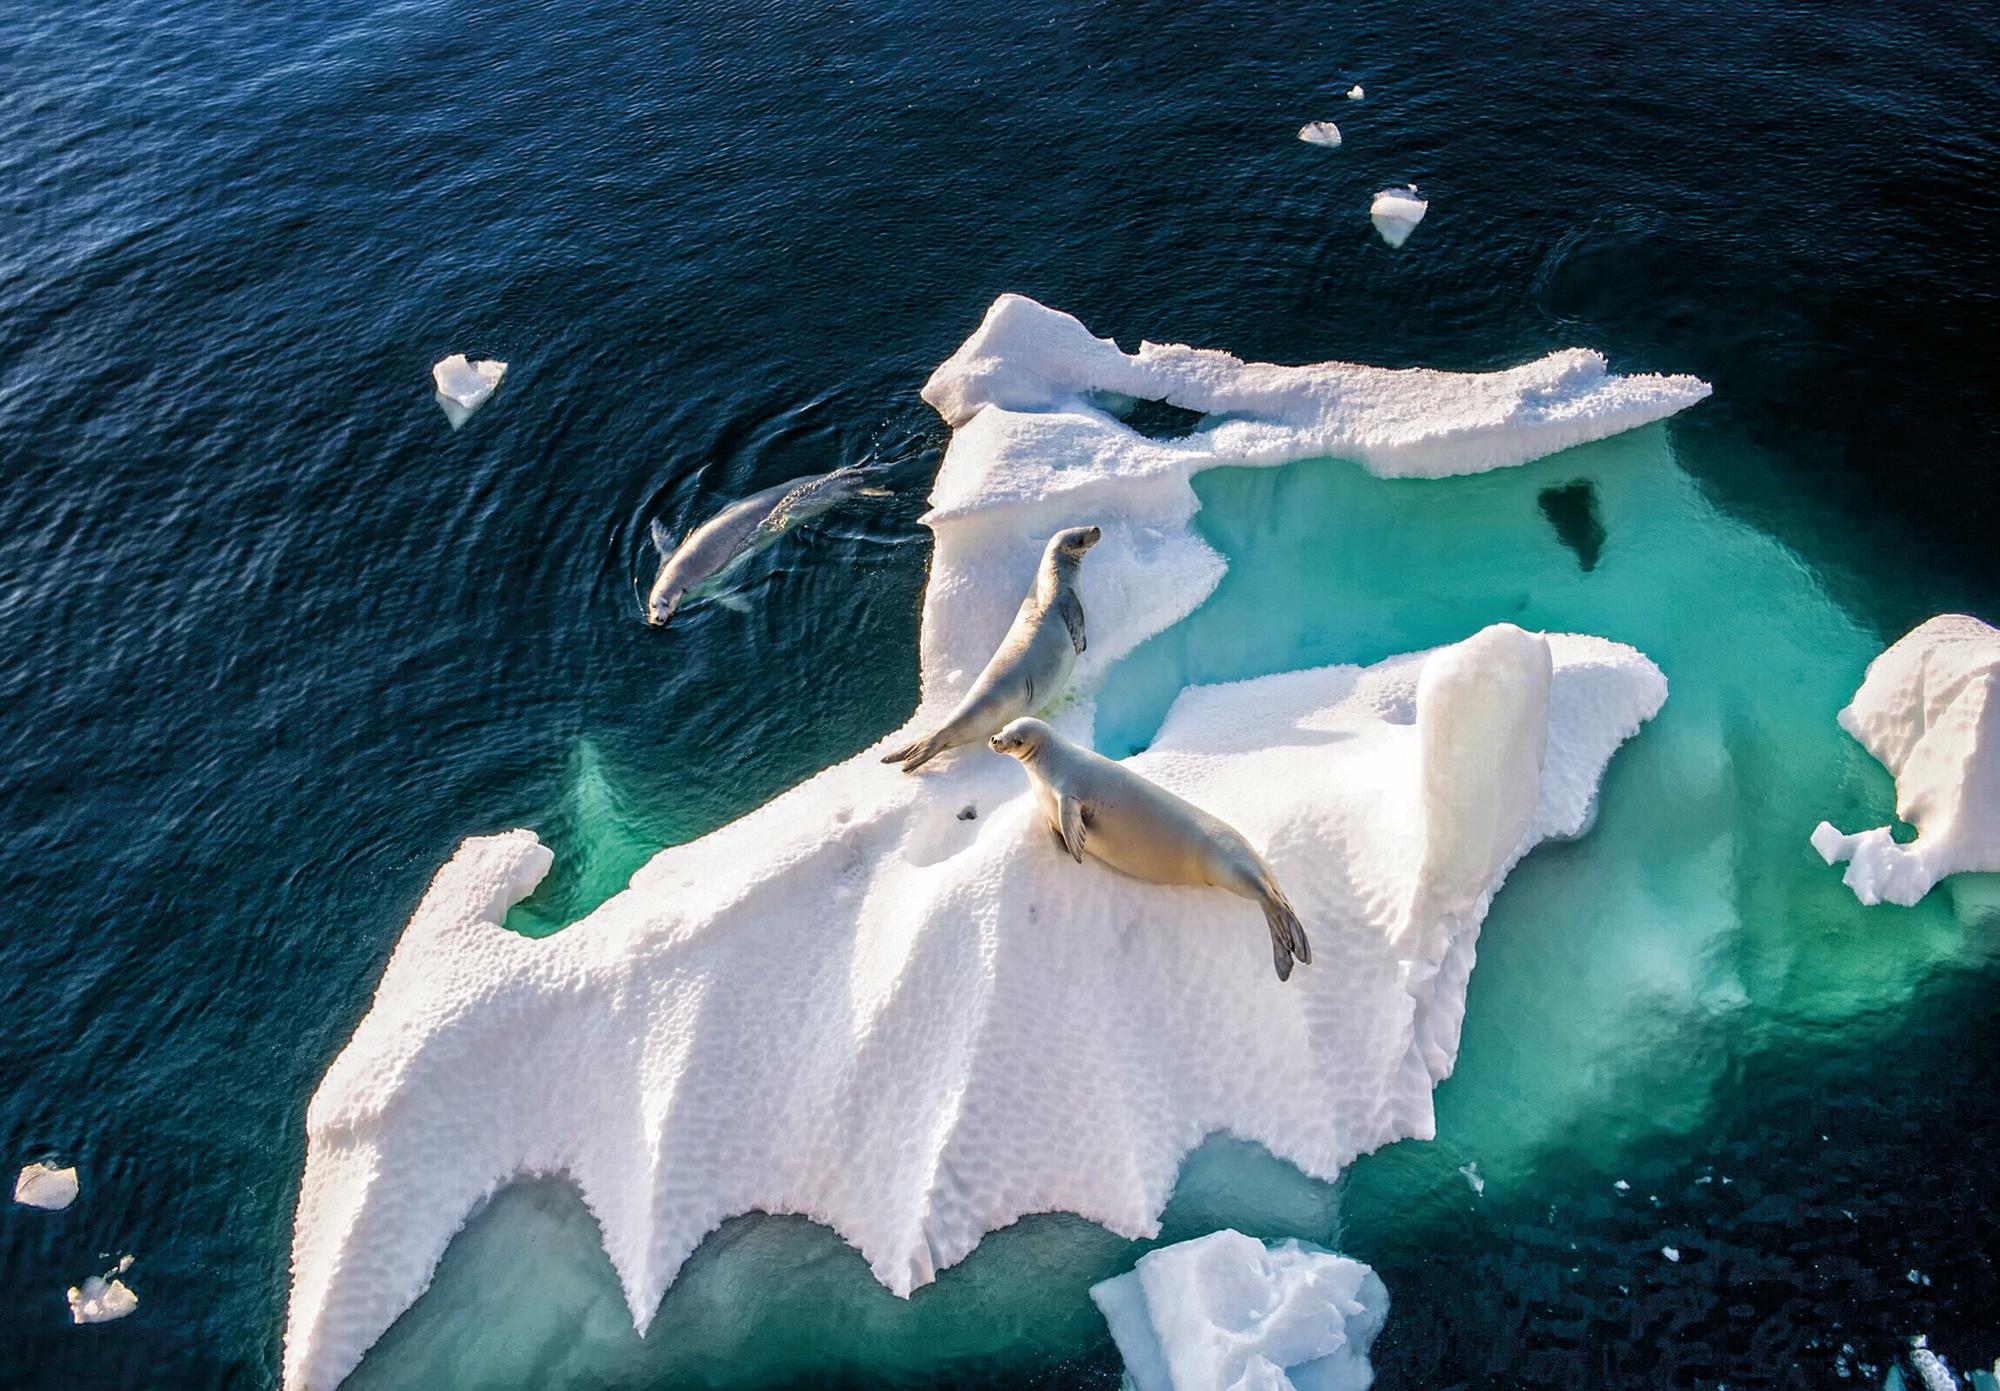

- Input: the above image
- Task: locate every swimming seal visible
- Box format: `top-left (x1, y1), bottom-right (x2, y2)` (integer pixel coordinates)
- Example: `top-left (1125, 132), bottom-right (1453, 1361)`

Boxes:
top-left (647, 465), bottom-right (889, 626)
top-left (880, 525), bottom-right (1100, 772)
top-left (989, 716), bottom-right (1312, 981)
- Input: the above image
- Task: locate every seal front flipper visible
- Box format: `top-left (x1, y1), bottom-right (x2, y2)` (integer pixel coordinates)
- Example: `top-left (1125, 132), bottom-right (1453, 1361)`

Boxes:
top-left (1057, 589), bottom-right (1085, 654)
top-left (649, 518), bottom-right (677, 557)
top-left (1055, 794), bottom-right (1086, 863)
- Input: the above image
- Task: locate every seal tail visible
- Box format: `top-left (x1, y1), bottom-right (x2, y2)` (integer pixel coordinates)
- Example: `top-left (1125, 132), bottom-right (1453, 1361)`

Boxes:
top-left (879, 730), bottom-right (951, 773)
top-left (1260, 887), bottom-right (1311, 982)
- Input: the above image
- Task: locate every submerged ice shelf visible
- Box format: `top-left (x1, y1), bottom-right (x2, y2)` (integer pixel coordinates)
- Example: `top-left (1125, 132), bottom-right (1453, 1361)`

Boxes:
top-left (284, 297), bottom-right (1707, 1390)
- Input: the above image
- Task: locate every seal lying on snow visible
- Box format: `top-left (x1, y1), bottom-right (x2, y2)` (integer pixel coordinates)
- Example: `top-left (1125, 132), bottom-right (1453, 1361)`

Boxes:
top-left (881, 525), bottom-right (1099, 772)
top-left (647, 466), bottom-right (890, 626)
top-left (990, 716), bottom-right (1312, 981)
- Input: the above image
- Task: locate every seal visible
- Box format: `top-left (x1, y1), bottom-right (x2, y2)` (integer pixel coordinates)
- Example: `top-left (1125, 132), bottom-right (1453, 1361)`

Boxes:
top-left (646, 465), bottom-right (890, 626)
top-left (989, 716), bottom-right (1312, 981)
top-left (880, 525), bottom-right (1100, 772)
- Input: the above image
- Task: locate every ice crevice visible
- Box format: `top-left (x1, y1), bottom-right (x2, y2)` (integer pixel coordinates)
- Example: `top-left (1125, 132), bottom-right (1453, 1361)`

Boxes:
top-left (283, 295), bottom-right (1706, 1390)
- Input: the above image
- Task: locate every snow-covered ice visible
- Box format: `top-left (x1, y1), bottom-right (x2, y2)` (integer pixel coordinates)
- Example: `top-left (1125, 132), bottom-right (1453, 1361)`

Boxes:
top-left (14, 1160), bottom-right (78, 1210)
top-left (1347, 85), bottom-right (1365, 99)
top-left (1369, 187), bottom-right (1428, 248)
top-left (431, 354), bottom-right (507, 429)
top-left (1298, 121), bottom-right (1342, 148)
top-left (283, 296), bottom-right (1705, 1391)
top-left (1811, 614), bottom-right (2000, 906)
top-left (67, 1257), bottom-right (137, 1324)
top-left (1089, 1230), bottom-right (1389, 1391)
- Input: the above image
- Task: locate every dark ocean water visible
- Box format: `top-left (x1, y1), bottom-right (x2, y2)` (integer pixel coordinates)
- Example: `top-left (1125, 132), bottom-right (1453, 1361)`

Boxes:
top-left (1, 1), bottom-right (1995, 1387)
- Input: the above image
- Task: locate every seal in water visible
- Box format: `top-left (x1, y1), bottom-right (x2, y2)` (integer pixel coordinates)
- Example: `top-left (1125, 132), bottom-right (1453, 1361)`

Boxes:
top-left (646, 466), bottom-right (890, 626)
top-left (989, 716), bottom-right (1312, 981)
top-left (880, 525), bottom-right (1099, 772)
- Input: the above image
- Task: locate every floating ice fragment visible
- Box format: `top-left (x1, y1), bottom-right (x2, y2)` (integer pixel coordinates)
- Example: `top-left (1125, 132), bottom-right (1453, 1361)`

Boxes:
top-left (1370, 186), bottom-right (1428, 248)
top-left (1459, 1161), bottom-right (1484, 1195)
top-left (432, 354), bottom-right (507, 430)
top-left (1813, 615), bottom-right (2000, 905)
top-left (66, 1260), bottom-right (138, 1324)
top-left (1614, 1179), bottom-right (1630, 1191)
top-left (1907, 1268), bottom-right (1922, 1284)
top-left (14, 1160), bottom-right (78, 1209)
top-left (1347, 85), bottom-right (1365, 99)
top-left (1089, 1230), bottom-right (1390, 1391)
top-left (1298, 121), bottom-right (1343, 148)
top-left (1662, 1246), bottom-right (1680, 1261)
top-left (1910, 1336), bottom-right (1959, 1391)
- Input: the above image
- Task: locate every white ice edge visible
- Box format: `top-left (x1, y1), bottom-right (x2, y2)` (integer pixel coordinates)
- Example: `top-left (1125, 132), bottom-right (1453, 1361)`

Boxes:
top-left (283, 295), bottom-right (1703, 1390)
top-left (1813, 613), bottom-right (2000, 906)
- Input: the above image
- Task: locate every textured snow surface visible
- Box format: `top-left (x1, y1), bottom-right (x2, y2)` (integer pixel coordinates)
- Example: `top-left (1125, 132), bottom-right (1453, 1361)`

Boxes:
top-left (1812, 614), bottom-right (2000, 905)
top-left (1089, 1230), bottom-right (1388, 1391)
top-left (285, 296), bottom-right (1695, 1390)
top-left (14, 1160), bottom-right (78, 1210)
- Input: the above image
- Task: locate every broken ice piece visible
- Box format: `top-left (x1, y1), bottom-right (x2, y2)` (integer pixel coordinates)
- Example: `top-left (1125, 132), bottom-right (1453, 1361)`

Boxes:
top-left (1370, 186), bottom-right (1428, 248)
top-left (15, 1161), bottom-right (78, 1210)
top-left (1662, 1246), bottom-right (1680, 1262)
top-left (432, 354), bottom-right (508, 429)
top-left (1297, 121), bottom-right (1342, 148)
top-left (1614, 1179), bottom-right (1630, 1191)
top-left (67, 1266), bottom-right (138, 1324)
top-left (1348, 85), bottom-right (1365, 99)
top-left (1459, 1161), bottom-right (1484, 1195)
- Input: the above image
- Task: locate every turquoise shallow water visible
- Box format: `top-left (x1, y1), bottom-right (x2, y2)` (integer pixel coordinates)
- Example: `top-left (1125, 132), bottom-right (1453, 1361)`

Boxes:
top-left (1, 0), bottom-right (1996, 1385)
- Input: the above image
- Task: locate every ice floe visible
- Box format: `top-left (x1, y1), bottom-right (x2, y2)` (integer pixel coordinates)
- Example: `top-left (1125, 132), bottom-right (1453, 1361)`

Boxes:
top-left (1369, 186), bottom-right (1428, 248)
top-left (283, 295), bottom-right (1705, 1391)
top-left (14, 1160), bottom-right (78, 1210)
top-left (1348, 85), bottom-right (1365, 100)
top-left (1090, 1230), bottom-right (1388, 1391)
top-left (1298, 121), bottom-right (1342, 148)
top-left (1812, 614), bottom-right (2000, 905)
top-left (67, 1256), bottom-right (137, 1324)
top-left (432, 354), bottom-right (507, 429)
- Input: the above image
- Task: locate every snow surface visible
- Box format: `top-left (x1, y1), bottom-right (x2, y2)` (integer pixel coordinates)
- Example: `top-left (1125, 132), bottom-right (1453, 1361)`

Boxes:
top-left (1812, 614), bottom-right (2000, 905)
top-left (14, 1160), bottom-right (78, 1209)
top-left (284, 296), bottom-right (1701, 1390)
top-left (1369, 187), bottom-right (1427, 248)
top-left (1298, 121), bottom-right (1342, 148)
top-left (431, 354), bottom-right (506, 429)
top-left (1089, 1230), bottom-right (1388, 1391)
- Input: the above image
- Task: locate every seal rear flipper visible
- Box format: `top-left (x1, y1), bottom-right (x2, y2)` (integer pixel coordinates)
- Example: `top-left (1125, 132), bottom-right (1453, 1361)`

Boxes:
top-left (1260, 892), bottom-right (1309, 981)
top-left (880, 730), bottom-right (950, 772)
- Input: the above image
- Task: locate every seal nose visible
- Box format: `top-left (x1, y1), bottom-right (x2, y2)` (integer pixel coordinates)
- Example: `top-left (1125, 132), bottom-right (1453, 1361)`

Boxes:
top-left (1085, 526), bottom-right (1102, 545)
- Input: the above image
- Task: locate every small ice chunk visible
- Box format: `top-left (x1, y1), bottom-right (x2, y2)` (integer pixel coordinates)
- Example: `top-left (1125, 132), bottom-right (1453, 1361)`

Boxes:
top-left (1614, 1179), bottom-right (1630, 1191)
top-left (67, 1266), bottom-right (138, 1324)
top-left (1909, 1337), bottom-right (1959, 1391)
top-left (1661, 1246), bottom-right (1680, 1262)
top-left (1459, 1161), bottom-right (1484, 1195)
top-left (1090, 1230), bottom-right (1389, 1391)
top-left (1347, 85), bottom-right (1365, 99)
top-left (1370, 186), bottom-right (1428, 248)
top-left (15, 1161), bottom-right (78, 1210)
top-left (1298, 121), bottom-right (1343, 148)
top-left (432, 354), bottom-right (508, 430)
